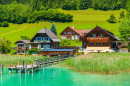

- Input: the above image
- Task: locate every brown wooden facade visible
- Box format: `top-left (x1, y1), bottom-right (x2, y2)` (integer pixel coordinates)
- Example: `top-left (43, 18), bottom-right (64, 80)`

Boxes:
top-left (80, 26), bottom-right (117, 49)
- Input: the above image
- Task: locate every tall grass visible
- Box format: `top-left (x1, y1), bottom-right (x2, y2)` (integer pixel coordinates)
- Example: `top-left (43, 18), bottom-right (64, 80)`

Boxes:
top-left (63, 53), bottom-right (130, 74)
top-left (0, 55), bottom-right (46, 67)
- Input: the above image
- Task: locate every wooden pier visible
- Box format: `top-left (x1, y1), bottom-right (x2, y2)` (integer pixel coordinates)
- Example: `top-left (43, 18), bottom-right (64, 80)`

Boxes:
top-left (5, 55), bottom-right (70, 75)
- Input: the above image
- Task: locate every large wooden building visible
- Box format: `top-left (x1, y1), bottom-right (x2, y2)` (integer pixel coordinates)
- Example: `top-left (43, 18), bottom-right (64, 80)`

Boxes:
top-left (14, 28), bottom-right (61, 54)
top-left (80, 26), bottom-right (122, 51)
top-left (60, 26), bottom-right (91, 40)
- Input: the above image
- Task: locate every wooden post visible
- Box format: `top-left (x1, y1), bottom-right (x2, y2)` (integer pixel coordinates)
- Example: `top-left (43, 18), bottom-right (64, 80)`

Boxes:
top-left (25, 65), bottom-right (27, 75)
top-left (22, 60), bottom-right (24, 65)
top-left (20, 68), bottom-right (22, 77)
top-left (18, 61), bottom-right (20, 65)
top-left (32, 63), bottom-right (33, 73)
top-left (42, 63), bottom-right (44, 70)
top-left (1, 64), bottom-right (3, 74)
top-left (39, 63), bottom-right (40, 71)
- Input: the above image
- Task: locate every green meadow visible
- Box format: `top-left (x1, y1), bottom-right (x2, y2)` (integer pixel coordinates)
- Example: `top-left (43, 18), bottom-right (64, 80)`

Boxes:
top-left (63, 53), bottom-right (130, 74)
top-left (0, 8), bottom-right (126, 47)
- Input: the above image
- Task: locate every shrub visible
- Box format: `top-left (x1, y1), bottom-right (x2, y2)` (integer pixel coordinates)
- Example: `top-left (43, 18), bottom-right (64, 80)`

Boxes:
top-left (0, 22), bottom-right (1, 27)
top-left (74, 53), bottom-right (80, 55)
top-left (107, 14), bottom-right (117, 23)
top-left (28, 49), bottom-right (40, 55)
top-left (1, 21), bottom-right (9, 27)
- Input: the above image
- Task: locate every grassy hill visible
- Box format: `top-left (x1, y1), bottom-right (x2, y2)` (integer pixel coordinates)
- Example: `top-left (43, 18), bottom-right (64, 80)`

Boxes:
top-left (0, 8), bottom-right (126, 47)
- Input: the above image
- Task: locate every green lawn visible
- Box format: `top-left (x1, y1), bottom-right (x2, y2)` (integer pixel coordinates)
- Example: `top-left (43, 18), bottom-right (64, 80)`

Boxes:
top-left (0, 8), bottom-right (126, 47)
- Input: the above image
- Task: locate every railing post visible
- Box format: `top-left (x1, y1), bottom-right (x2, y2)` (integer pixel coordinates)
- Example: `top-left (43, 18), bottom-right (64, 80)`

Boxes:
top-left (22, 60), bottom-right (24, 65)
top-left (25, 65), bottom-right (27, 75)
top-left (20, 67), bottom-right (22, 77)
top-left (1, 64), bottom-right (3, 75)
top-left (32, 63), bottom-right (33, 73)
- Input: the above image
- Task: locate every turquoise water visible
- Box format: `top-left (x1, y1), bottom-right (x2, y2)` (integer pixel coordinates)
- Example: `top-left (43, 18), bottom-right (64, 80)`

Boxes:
top-left (0, 66), bottom-right (130, 86)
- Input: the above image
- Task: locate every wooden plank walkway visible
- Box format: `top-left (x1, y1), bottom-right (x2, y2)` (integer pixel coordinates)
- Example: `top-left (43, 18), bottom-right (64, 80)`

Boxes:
top-left (6, 55), bottom-right (70, 75)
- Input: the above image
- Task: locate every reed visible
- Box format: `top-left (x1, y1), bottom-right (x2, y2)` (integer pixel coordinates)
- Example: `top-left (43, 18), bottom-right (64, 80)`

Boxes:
top-left (0, 55), bottom-right (46, 67)
top-left (63, 53), bottom-right (130, 74)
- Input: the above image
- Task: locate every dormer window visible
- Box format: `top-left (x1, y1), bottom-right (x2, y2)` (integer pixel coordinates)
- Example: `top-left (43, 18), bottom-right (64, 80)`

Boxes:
top-left (100, 34), bottom-right (104, 37)
top-left (93, 34), bottom-right (96, 37)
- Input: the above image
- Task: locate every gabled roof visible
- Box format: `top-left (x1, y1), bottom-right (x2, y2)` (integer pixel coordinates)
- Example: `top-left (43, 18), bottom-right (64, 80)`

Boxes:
top-left (82, 29), bottom-right (92, 34)
top-left (14, 40), bottom-right (30, 44)
top-left (60, 26), bottom-right (81, 35)
top-left (30, 28), bottom-right (61, 42)
top-left (80, 26), bottom-right (117, 40)
top-left (60, 26), bottom-right (91, 36)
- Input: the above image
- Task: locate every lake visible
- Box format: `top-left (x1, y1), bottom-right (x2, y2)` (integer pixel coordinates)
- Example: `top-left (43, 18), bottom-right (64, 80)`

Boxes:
top-left (0, 66), bottom-right (130, 86)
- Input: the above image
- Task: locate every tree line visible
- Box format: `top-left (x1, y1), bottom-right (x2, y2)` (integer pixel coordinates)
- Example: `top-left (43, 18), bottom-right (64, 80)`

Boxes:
top-left (0, 0), bottom-right (129, 10)
top-left (0, 1), bottom-right (73, 25)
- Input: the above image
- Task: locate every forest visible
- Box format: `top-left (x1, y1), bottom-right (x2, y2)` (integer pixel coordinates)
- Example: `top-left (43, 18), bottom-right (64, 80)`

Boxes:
top-left (0, 0), bottom-right (129, 10)
top-left (0, 0), bottom-right (130, 25)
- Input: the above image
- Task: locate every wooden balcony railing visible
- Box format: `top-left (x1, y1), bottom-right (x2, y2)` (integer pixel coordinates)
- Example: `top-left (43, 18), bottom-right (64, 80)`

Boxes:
top-left (31, 47), bottom-right (38, 49)
top-left (87, 37), bottom-right (109, 40)
top-left (14, 47), bottom-right (29, 50)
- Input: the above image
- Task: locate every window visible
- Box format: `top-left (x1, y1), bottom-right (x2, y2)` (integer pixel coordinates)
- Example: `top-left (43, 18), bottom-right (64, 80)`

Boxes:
top-left (103, 42), bottom-right (107, 46)
top-left (88, 36), bottom-right (91, 37)
top-left (97, 30), bottom-right (99, 31)
top-left (67, 32), bottom-right (71, 34)
top-left (43, 37), bottom-right (50, 41)
top-left (73, 32), bottom-right (75, 34)
top-left (118, 42), bottom-right (121, 45)
top-left (84, 43), bottom-right (86, 45)
top-left (63, 36), bottom-right (65, 38)
top-left (43, 44), bottom-right (50, 48)
top-left (36, 37), bottom-right (42, 41)
top-left (90, 42), bottom-right (94, 46)
top-left (96, 42), bottom-right (98, 46)
top-left (56, 44), bottom-right (58, 47)
top-left (64, 32), bottom-right (65, 34)
top-left (93, 34), bottom-right (96, 37)
top-left (100, 34), bottom-right (104, 37)
top-left (99, 42), bottom-right (101, 46)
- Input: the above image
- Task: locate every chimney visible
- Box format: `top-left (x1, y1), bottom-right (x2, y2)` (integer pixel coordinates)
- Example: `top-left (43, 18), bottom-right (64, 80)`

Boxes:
top-left (73, 26), bottom-right (74, 29)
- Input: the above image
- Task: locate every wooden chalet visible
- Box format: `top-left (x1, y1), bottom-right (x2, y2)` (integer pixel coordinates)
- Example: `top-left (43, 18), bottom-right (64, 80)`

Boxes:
top-left (80, 26), bottom-right (121, 51)
top-left (14, 28), bottom-right (61, 55)
top-left (60, 26), bottom-right (91, 40)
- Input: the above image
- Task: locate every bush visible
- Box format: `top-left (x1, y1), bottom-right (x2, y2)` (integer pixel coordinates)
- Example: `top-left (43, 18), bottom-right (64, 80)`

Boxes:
top-left (107, 14), bottom-right (117, 23)
top-left (10, 50), bottom-right (17, 55)
top-left (0, 22), bottom-right (1, 27)
top-left (1, 21), bottom-right (9, 27)
top-left (74, 53), bottom-right (80, 55)
top-left (28, 49), bottom-right (40, 55)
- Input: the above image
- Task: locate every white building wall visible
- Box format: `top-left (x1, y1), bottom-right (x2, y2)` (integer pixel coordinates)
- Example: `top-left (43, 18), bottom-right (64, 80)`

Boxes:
top-left (118, 48), bottom-right (128, 53)
top-left (61, 36), bottom-right (66, 39)
top-left (72, 35), bottom-right (74, 40)
top-left (38, 44), bottom-right (41, 48)
top-left (29, 44), bottom-right (31, 49)
top-left (75, 35), bottom-right (79, 39)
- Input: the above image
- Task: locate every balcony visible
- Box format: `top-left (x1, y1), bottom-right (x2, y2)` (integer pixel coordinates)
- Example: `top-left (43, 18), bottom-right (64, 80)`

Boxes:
top-left (87, 37), bottom-right (109, 40)
top-left (34, 40), bottom-right (50, 43)
top-left (14, 47), bottom-right (29, 50)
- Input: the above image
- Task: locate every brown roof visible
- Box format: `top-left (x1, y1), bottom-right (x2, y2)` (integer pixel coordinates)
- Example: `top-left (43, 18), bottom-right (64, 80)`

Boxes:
top-left (14, 40), bottom-right (30, 44)
top-left (82, 29), bottom-right (92, 33)
top-left (30, 28), bottom-right (61, 42)
top-left (80, 26), bottom-right (117, 40)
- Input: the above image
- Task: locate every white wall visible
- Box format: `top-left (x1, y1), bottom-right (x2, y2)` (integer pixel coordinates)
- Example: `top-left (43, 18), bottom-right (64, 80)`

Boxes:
top-left (38, 44), bottom-right (41, 48)
top-left (118, 48), bottom-right (128, 53)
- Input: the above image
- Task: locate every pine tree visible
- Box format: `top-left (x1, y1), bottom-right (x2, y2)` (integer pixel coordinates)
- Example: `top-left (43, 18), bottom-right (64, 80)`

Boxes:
top-left (50, 23), bottom-right (57, 36)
